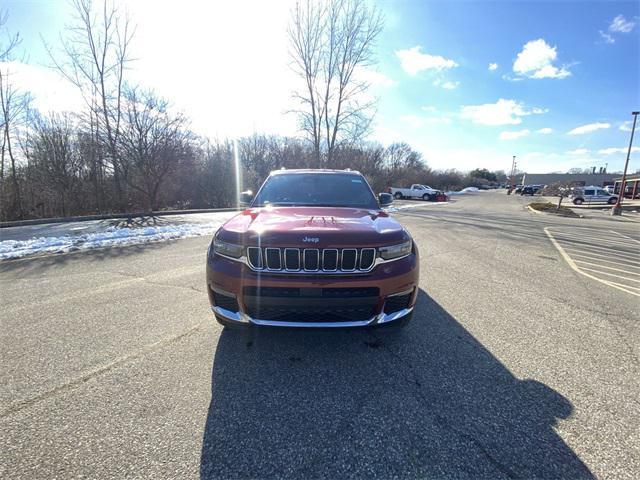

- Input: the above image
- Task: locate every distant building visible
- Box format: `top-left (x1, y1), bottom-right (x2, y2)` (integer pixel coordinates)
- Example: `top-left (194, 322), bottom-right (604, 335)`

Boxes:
top-left (516, 173), bottom-right (618, 187)
top-left (613, 175), bottom-right (640, 198)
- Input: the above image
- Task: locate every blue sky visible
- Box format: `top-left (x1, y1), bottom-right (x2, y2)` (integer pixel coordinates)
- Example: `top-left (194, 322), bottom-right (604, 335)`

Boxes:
top-left (2, 0), bottom-right (639, 173)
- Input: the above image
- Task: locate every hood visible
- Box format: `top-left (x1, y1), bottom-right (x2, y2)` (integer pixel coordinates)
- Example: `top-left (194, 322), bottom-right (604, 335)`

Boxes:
top-left (217, 207), bottom-right (409, 247)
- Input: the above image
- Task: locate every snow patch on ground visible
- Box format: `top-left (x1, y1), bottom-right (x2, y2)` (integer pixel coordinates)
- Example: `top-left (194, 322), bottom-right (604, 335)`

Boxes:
top-left (446, 187), bottom-right (479, 195)
top-left (385, 201), bottom-right (450, 212)
top-left (0, 222), bottom-right (222, 260)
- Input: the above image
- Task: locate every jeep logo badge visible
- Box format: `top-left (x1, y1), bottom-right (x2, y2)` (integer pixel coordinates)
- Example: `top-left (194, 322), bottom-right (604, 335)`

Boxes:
top-left (302, 236), bottom-right (320, 243)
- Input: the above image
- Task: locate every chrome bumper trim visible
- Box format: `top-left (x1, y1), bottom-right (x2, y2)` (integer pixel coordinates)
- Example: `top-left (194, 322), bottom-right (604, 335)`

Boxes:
top-left (212, 306), bottom-right (251, 323)
top-left (212, 306), bottom-right (413, 328)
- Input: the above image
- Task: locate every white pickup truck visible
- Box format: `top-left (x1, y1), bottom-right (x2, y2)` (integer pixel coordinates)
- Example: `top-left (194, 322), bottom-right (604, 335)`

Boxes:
top-left (388, 184), bottom-right (439, 200)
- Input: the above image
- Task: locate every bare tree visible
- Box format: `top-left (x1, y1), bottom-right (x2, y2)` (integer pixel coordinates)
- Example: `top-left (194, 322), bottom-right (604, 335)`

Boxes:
top-left (1, 11), bottom-right (31, 218)
top-left (289, 0), bottom-right (382, 165)
top-left (25, 113), bottom-right (84, 216)
top-left (542, 182), bottom-right (577, 211)
top-left (47, 0), bottom-right (134, 208)
top-left (118, 87), bottom-right (191, 211)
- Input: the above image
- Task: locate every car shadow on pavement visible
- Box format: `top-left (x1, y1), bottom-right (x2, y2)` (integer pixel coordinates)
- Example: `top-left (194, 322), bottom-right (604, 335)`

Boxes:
top-left (200, 290), bottom-right (593, 479)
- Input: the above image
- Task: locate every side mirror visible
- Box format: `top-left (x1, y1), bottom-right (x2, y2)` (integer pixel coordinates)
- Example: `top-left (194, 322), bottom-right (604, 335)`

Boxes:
top-left (378, 192), bottom-right (393, 207)
top-left (239, 190), bottom-right (253, 207)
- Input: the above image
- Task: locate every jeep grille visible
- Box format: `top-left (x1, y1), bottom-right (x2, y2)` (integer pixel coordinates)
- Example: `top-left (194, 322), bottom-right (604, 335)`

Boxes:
top-left (246, 247), bottom-right (376, 273)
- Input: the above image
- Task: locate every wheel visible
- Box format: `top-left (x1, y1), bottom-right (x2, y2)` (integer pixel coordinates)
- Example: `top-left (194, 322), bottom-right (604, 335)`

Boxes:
top-left (394, 192), bottom-right (402, 200)
top-left (422, 193), bottom-right (430, 201)
top-left (573, 198), bottom-right (583, 205)
top-left (608, 197), bottom-right (617, 205)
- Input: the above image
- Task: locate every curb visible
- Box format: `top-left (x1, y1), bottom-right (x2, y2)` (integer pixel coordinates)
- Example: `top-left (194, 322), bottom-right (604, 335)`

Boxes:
top-left (526, 205), bottom-right (543, 215)
top-left (527, 205), bottom-right (584, 218)
top-left (0, 208), bottom-right (239, 229)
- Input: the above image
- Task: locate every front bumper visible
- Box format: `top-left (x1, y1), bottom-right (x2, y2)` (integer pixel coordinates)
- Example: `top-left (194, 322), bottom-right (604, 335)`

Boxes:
top-left (211, 302), bottom-right (413, 328)
top-left (206, 251), bottom-right (419, 328)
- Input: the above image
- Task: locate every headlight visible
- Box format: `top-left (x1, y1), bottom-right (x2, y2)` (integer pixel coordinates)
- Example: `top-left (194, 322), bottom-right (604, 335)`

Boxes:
top-left (379, 240), bottom-right (412, 260)
top-left (213, 239), bottom-right (244, 259)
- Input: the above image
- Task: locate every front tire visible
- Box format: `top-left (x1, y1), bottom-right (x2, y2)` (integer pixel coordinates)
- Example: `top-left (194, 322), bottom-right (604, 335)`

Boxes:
top-left (573, 198), bottom-right (584, 205)
top-left (422, 193), bottom-right (431, 201)
top-left (608, 197), bottom-right (617, 205)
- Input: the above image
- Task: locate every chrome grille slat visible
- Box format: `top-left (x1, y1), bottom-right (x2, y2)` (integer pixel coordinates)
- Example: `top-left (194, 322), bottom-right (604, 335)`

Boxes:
top-left (247, 247), bottom-right (262, 269)
top-left (322, 249), bottom-right (339, 271)
top-left (248, 247), bottom-right (377, 273)
top-left (265, 248), bottom-right (282, 270)
top-left (284, 248), bottom-right (300, 271)
top-left (359, 248), bottom-right (376, 270)
top-left (341, 249), bottom-right (357, 271)
top-left (303, 249), bottom-right (320, 271)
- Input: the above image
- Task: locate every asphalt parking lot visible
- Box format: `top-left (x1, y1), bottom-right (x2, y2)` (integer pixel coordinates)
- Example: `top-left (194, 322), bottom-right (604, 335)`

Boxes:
top-left (1, 191), bottom-right (639, 479)
top-left (546, 226), bottom-right (640, 296)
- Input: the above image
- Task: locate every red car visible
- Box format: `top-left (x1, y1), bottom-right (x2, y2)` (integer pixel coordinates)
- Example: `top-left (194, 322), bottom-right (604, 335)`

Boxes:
top-left (206, 169), bottom-right (419, 328)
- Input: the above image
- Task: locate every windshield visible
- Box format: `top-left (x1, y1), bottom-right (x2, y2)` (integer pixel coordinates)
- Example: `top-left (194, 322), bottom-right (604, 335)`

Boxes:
top-left (253, 173), bottom-right (379, 209)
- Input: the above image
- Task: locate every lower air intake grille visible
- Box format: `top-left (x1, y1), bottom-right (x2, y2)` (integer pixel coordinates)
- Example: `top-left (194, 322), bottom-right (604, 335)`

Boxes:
top-left (383, 292), bottom-right (412, 314)
top-left (213, 291), bottom-right (239, 313)
top-left (245, 306), bottom-right (375, 322)
top-left (243, 286), bottom-right (379, 322)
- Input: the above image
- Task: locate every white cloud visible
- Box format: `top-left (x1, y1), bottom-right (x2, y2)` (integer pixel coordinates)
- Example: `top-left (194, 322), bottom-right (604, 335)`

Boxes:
top-left (436, 80), bottom-right (459, 90)
top-left (395, 46), bottom-right (458, 75)
top-left (567, 122), bottom-right (610, 135)
top-left (400, 112), bottom-right (452, 128)
top-left (357, 67), bottom-right (396, 88)
top-left (598, 146), bottom-right (640, 155)
top-left (124, 0), bottom-right (300, 138)
top-left (421, 105), bottom-right (437, 113)
top-left (567, 148), bottom-right (589, 155)
top-left (499, 129), bottom-right (529, 140)
top-left (0, 61), bottom-right (84, 114)
top-left (537, 127), bottom-right (553, 134)
top-left (488, 63), bottom-right (498, 71)
top-left (619, 121), bottom-right (633, 132)
top-left (512, 39), bottom-right (571, 79)
top-left (460, 98), bottom-right (545, 126)
top-left (400, 115), bottom-right (425, 129)
top-left (598, 30), bottom-right (615, 44)
top-left (609, 14), bottom-right (636, 33)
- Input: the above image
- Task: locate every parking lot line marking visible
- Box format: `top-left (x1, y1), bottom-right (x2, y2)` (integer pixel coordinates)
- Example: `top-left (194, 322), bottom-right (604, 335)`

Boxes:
top-left (607, 281), bottom-right (640, 292)
top-left (544, 227), bottom-right (640, 297)
top-left (579, 267), bottom-right (640, 283)
top-left (610, 230), bottom-right (640, 244)
top-left (569, 251), bottom-right (640, 267)
top-left (562, 246), bottom-right (640, 263)
top-left (558, 241), bottom-right (640, 257)
top-left (553, 232), bottom-right (640, 248)
top-left (555, 234), bottom-right (636, 247)
top-left (574, 260), bottom-right (640, 276)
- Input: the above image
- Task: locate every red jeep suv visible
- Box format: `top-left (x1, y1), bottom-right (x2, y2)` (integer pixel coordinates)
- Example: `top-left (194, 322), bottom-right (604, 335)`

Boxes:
top-left (206, 169), bottom-right (419, 328)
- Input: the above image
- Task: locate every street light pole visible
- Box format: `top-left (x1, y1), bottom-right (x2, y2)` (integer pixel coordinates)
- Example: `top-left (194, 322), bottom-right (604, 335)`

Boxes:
top-left (507, 155), bottom-right (516, 194)
top-left (612, 111), bottom-right (639, 216)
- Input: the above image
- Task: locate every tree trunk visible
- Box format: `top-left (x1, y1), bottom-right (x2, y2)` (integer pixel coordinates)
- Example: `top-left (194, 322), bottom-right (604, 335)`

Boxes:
top-left (5, 123), bottom-right (23, 218)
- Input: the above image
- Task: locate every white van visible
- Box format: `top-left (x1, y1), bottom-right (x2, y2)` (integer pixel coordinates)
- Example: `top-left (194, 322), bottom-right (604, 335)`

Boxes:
top-left (570, 186), bottom-right (618, 205)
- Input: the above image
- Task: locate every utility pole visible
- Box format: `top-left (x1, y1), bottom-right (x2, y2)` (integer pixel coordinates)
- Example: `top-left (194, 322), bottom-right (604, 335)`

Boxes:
top-left (509, 155), bottom-right (516, 184)
top-left (611, 111), bottom-right (639, 216)
top-left (507, 155), bottom-right (516, 194)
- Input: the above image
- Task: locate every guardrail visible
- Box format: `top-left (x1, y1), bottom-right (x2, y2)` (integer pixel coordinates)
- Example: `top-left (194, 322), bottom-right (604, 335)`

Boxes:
top-left (0, 208), bottom-right (240, 229)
